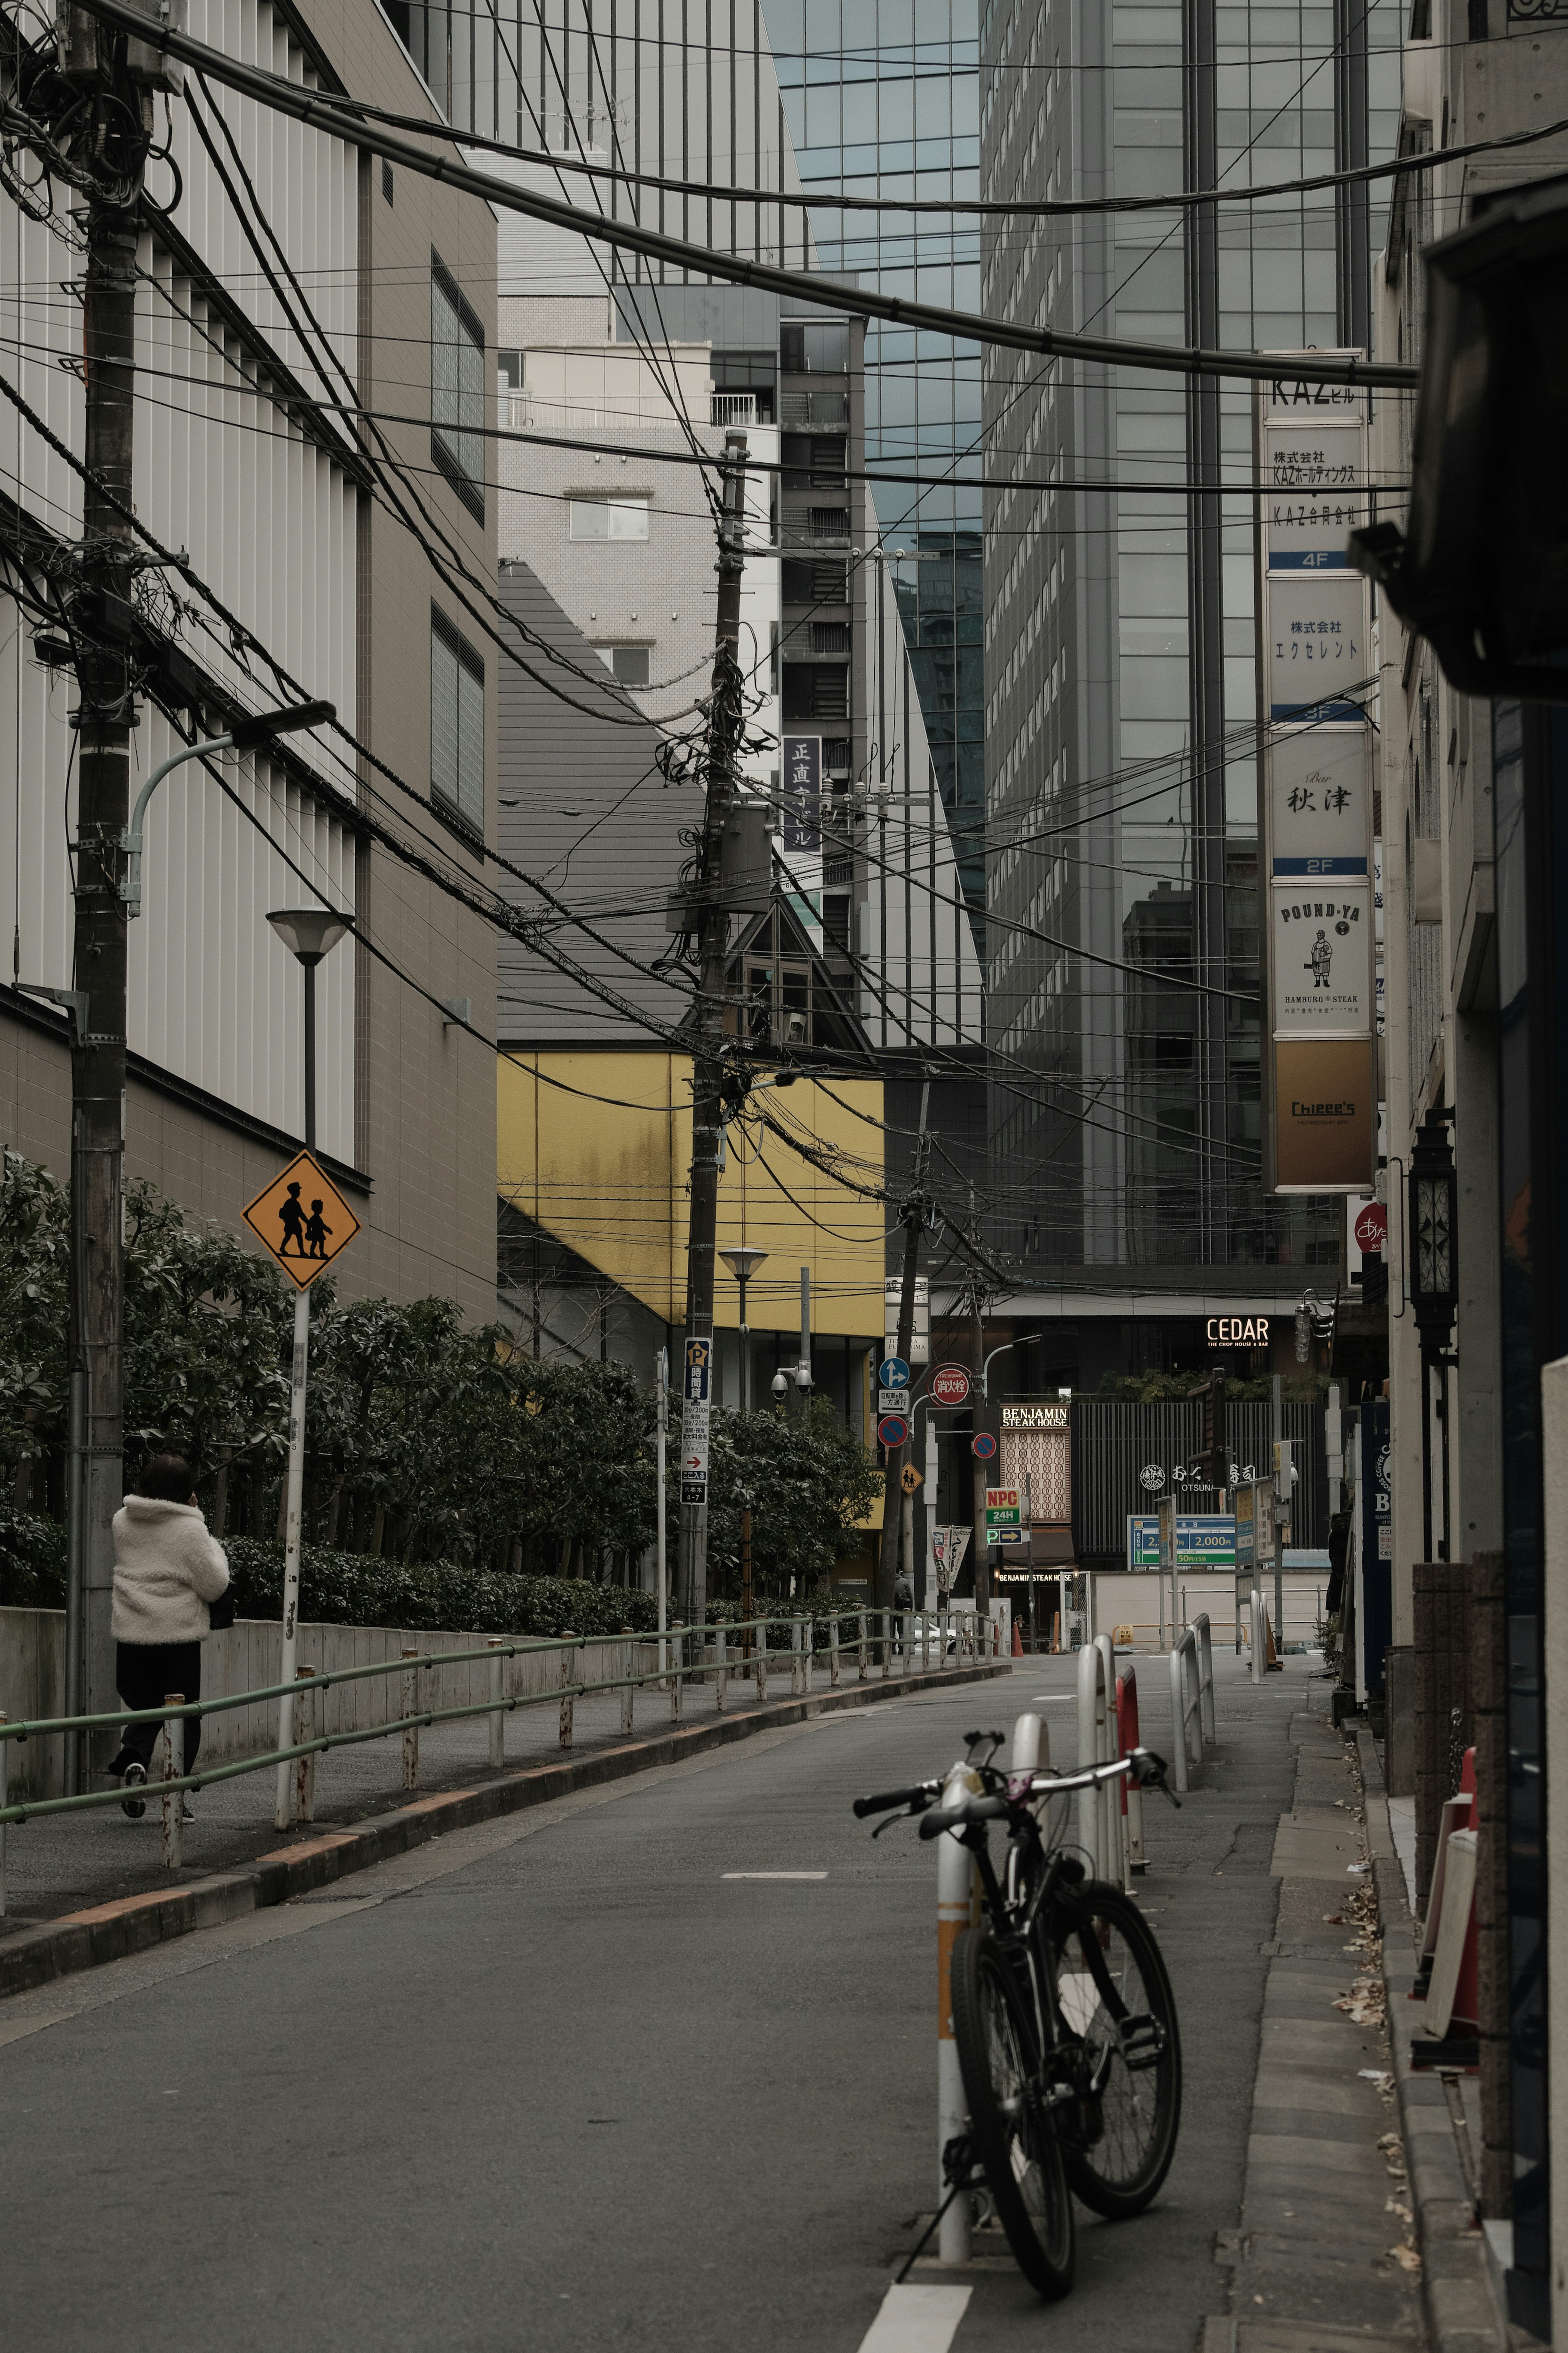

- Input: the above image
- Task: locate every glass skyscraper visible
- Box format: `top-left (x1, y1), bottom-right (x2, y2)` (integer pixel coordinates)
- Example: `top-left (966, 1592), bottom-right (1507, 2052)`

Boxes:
top-left (760, 1), bottom-right (987, 942)
top-left (980, 0), bottom-right (1399, 1298)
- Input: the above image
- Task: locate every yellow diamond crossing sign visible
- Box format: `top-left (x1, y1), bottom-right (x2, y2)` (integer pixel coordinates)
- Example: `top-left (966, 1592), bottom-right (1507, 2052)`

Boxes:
top-left (243, 1150), bottom-right (361, 1289)
top-left (901, 1463), bottom-right (923, 1495)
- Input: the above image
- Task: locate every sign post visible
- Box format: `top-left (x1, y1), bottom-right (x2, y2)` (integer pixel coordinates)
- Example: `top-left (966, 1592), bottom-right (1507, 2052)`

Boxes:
top-left (242, 1148), bottom-right (361, 1830)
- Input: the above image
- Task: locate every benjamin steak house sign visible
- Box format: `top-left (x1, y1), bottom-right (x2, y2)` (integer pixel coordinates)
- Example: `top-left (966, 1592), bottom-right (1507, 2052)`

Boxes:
top-left (1255, 359), bottom-right (1378, 1195)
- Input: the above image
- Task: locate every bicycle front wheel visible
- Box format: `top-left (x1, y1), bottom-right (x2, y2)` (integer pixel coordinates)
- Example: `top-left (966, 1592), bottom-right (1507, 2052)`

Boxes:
top-left (949, 1926), bottom-right (1076, 2298)
top-left (1047, 1879), bottom-right (1181, 2219)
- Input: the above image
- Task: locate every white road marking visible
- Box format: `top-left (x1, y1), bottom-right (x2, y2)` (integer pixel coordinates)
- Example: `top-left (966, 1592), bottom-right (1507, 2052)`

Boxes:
top-left (721, 1871), bottom-right (827, 1880)
top-left (1031, 1695), bottom-right (1077, 1703)
top-left (855, 2284), bottom-right (972, 2352)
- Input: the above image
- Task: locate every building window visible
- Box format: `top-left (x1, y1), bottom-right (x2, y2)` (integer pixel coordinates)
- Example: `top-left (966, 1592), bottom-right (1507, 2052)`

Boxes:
top-left (808, 507), bottom-right (850, 541)
top-left (812, 622), bottom-right (849, 654)
top-left (431, 252), bottom-right (486, 523)
top-left (568, 496), bottom-right (651, 541)
top-left (601, 644), bottom-right (650, 686)
top-left (431, 607), bottom-right (484, 834)
top-left (781, 321), bottom-right (850, 374)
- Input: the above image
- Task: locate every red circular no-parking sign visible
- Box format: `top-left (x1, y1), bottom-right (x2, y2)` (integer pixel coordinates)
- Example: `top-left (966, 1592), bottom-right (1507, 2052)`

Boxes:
top-left (928, 1362), bottom-right (972, 1408)
top-left (1353, 1201), bottom-right (1388, 1256)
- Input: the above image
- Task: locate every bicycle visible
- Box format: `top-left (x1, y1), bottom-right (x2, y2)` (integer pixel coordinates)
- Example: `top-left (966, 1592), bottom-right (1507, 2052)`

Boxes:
top-left (853, 1728), bottom-right (1182, 2299)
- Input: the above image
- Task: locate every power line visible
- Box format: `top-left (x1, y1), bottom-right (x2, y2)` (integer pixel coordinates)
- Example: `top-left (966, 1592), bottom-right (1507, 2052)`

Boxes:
top-left (58, 0), bottom-right (1419, 394)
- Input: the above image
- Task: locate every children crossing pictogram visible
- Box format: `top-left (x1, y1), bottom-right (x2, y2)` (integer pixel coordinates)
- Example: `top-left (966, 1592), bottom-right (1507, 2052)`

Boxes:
top-left (243, 1150), bottom-right (361, 1289)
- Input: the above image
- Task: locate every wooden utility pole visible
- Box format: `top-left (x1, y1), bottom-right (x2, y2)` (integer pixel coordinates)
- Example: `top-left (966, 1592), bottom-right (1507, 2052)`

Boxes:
top-left (61, 6), bottom-right (150, 1773)
top-left (876, 1080), bottom-right (930, 1615)
top-left (677, 433), bottom-right (749, 1630)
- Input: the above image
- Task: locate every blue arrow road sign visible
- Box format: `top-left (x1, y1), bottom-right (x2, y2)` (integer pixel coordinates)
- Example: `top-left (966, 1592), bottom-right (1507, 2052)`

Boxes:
top-left (879, 1356), bottom-right (910, 1390)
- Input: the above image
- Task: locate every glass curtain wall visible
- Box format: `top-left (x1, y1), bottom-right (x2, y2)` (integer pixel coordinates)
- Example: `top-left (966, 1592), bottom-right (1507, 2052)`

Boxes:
top-left (981, 0), bottom-right (1397, 1272)
top-left (761, 0), bottom-right (986, 946)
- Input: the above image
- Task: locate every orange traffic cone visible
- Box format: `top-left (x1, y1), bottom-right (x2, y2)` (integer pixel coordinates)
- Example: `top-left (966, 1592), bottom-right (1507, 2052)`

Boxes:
top-left (1011, 1616), bottom-right (1024, 1657)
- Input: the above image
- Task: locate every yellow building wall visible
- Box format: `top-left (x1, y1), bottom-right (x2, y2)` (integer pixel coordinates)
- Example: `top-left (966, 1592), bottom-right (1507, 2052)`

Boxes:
top-left (496, 1050), bottom-right (887, 1342)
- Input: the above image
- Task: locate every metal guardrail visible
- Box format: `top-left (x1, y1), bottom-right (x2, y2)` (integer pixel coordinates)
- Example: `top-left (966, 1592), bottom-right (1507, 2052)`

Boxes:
top-left (1167, 1613), bottom-right (1214, 1794)
top-left (0, 1605), bottom-right (1000, 1909)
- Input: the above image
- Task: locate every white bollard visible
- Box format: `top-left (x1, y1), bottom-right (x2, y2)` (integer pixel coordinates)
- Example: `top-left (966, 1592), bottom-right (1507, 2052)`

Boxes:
top-left (1010, 1710), bottom-right (1045, 1775)
top-left (488, 1639), bottom-right (507, 1767)
top-left (162, 1695), bottom-right (184, 1872)
top-left (1095, 1633), bottom-right (1125, 1886)
top-left (1250, 1588), bottom-right (1264, 1685)
top-left (938, 1760), bottom-right (980, 2266)
top-left (1077, 1640), bottom-right (1107, 1878)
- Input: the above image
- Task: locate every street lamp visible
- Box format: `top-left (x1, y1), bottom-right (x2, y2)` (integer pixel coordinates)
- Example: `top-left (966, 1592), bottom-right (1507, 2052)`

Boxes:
top-left (719, 1245), bottom-right (768, 1412)
top-left (266, 908), bottom-right (352, 1149)
top-left (264, 903), bottom-right (350, 1833)
top-left (121, 699), bottom-right (336, 917)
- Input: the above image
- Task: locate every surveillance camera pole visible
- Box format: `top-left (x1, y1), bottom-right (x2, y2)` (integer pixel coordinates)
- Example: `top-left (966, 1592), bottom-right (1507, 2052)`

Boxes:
top-left (677, 434), bottom-right (748, 1634)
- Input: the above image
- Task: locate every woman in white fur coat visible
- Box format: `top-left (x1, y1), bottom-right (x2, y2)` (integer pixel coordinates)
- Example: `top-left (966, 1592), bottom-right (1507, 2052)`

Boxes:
top-left (107, 1453), bottom-right (231, 1820)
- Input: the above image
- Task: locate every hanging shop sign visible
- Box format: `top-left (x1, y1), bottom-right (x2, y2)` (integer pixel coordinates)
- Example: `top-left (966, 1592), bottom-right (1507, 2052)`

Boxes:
top-left (1257, 357), bottom-right (1376, 1196)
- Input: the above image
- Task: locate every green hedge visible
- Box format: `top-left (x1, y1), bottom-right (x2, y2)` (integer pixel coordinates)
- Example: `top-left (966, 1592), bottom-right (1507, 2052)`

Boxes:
top-left (223, 1539), bottom-right (660, 1638)
top-left (0, 1514), bottom-right (67, 1610)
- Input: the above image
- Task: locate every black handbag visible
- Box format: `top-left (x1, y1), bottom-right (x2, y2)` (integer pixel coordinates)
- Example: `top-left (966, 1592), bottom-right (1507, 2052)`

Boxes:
top-left (208, 1589), bottom-right (236, 1631)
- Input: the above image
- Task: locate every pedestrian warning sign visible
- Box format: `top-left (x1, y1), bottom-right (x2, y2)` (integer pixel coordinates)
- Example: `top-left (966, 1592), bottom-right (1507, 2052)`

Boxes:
top-left (243, 1150), bottom-right (361, 1289)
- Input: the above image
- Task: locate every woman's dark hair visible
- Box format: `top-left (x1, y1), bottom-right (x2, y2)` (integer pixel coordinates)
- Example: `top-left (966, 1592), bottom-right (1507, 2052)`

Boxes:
top-left (136, 1453), bottom-right (196, 1503)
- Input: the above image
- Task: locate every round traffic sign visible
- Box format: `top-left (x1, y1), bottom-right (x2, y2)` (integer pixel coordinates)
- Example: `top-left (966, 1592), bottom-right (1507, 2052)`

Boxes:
top-left (971, 1431), bottom-right (997, 1460)
top-left (929, 1362), bottom-right (972, 1408)
top-left (1353, 1201), bottom-right (1388, 1255)
top-left (879, 1355), bottom-right (910, 1390)
top-left (878, 1413), bottom-right (909, 1449)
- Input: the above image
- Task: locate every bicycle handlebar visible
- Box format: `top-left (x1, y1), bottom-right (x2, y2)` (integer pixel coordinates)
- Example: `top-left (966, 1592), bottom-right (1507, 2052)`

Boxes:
top-left (912, 1747), bottom-right (1173, 1838)
top-left (851, 1780), bottom-right (939, 1818)
top-left (918, 1792), bottom-right (1010, 1838)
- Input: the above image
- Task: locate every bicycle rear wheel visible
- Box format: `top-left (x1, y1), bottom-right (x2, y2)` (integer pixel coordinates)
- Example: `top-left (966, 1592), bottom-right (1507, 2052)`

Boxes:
top-left (1046, 1880), bottom-right (1181, 2219)
top-left (949, 1926), bottom-right (1076, 2298)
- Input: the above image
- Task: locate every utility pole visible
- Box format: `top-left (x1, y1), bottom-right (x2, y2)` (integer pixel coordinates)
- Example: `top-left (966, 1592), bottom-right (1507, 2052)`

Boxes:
top-left (60, 5), bottom-right (151, 1769)
top-left (966, 1195), bottom-right (998, 1620)
top-left (876, 1079), bottom-right (931, 1617)
top-left (677, 431), bottom-right (748, 1631)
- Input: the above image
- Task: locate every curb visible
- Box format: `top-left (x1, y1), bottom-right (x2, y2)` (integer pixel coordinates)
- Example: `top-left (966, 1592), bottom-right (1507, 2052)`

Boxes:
top-left (1354, 1722), bottom-right (1506, 2353)
top-left (0, 1655), bottom-right (1009, 2001)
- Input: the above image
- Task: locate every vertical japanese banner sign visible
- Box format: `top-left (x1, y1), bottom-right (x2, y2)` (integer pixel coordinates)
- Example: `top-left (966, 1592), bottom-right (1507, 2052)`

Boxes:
top-left (681, 1336), bottom-right (711, 1507)
top-left (779, 732), bottom-right (824, 932)
top-left (1256, 357), bottom-right (1377, 1193)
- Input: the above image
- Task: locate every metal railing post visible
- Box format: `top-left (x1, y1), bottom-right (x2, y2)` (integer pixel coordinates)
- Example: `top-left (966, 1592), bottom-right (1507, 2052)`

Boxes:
top-left (402, 1649), bottom-right (421, 1786)
top-left (491, 1637), bottom-right (510, 1769)
top-left (754, 1616), bottom-right (766, 1703)
top-left (858, 1609), bottom-right (868, 1682)
top-left (670, 1623), bottom-right (684, 1721)
top-left (295, 1665), bottom-right (317, 1822)
top-left (791, 1616), bottom-right (804, 1697)
top-left (715, 1622), bottom-right (727, 1712)
top-left (620, 1629), bottom-right (636, 1737)
top-left (881, 1609), bottom-right (892, 1679)
top-left (557, 1633), bottom-right (577, 1749)
top-left (802, 1615), bottom-right (812, 1693)
top-left (829, 1612), bottom-right (841, 1688)
top-left (162, 1695), bottom-right (184, 1871)
top-left (1095, 1633), bottom-right (1124, 1884)
top-left (1194, 1613), bottom-right (1216, 1741)
top-left (1, 1713), bottom-right (9, 1916)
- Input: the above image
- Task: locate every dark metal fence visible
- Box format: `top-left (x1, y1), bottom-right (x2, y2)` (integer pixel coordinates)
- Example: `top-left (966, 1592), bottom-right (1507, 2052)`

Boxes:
top-left (1071, 1398), bottom-right (1327, 1560)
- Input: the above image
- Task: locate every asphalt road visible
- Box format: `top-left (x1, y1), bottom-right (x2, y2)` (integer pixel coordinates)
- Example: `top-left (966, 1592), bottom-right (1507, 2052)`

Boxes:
top-left (0, 1655), bottom-right (1302, 2353)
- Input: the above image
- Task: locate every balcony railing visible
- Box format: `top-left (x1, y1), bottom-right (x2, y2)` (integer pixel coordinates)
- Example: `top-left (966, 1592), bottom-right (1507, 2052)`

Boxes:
top-left (710, 392), bottom-right (757, 424)
top-left (781, 391), bottom-right (850, 426)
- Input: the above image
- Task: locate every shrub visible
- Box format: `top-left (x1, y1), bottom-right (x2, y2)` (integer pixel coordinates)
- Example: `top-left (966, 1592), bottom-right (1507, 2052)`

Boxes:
top-left (0, 1512), bottom-right (67, 1609)
top-left (223, 1538), bottom-right (659, 1638)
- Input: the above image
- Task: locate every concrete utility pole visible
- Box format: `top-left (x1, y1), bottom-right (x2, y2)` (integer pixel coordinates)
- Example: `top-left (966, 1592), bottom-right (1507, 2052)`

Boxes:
top-left (677, 433), bottom-right (748, 1631)
top-left (968, 1252), bottom-right (994, 1619)
top-left (61, 5), bottom-right (149, 1774)
top-left (876, 1079), bottom-right (930, 1616)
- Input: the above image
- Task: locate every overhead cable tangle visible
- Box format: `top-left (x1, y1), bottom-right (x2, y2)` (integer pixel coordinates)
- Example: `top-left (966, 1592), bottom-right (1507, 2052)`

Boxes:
top-left (52, 0), bottom-right (1417, 392)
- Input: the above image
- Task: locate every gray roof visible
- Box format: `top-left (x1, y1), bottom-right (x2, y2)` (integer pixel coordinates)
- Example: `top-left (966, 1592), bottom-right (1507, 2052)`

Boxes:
top-left (495, 562), bottom-right (694, 1046)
